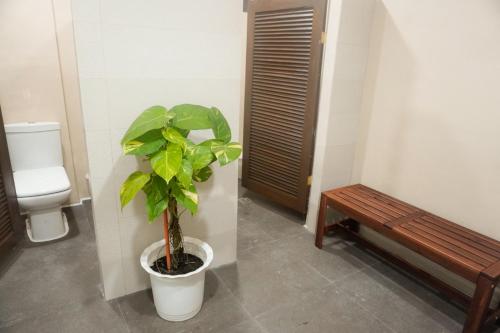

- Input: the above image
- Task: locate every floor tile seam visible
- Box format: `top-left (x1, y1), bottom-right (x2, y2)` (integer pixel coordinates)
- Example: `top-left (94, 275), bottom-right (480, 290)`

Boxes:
top-left (365, 263), bottom-right (464, 321)
top-left (334, 284), bottom-right (399, 333)
top-left (325, 244), bottom-right (457, 308)
top-left (323, 258), bottom-right (383, 288)
top-left (211, 268), bottom-right (269, 333)
top-left (238, 235), bottom-right (278, 254)
top-left (0, 294), bottom-right (106, 330)
top-left (248, 273), bottom-right (396, 333)
top-left (301, 259), bottom-right (336, 285)
top-left (251, 273), bottom-right (340, 322)
top-left (335, 262), bottom-right (457, 333)
top-left (114, 300), bottom-right (132, 333)
top-left (237, 231), bottom-right (304, 256)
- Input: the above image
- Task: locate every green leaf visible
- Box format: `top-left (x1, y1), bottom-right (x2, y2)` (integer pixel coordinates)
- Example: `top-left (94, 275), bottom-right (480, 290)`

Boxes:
top-left (199, 139), bottom-right (224, 150)
top-left (212, 142), bottom-right (242, 166)
top-left (143, 175), bottom-right (168, 221)
top-left (177, 159), bottom-right (193, 188)
top-left (189, 145), bottom-right (215, 170)
top-left (175, 127), bottom-right (190, 137)
top-left (209, 107), bottom-right (231, 144)
top-left (193, 166), bottom-right (213, 182)
top-left (123, 129), bottom-right (165, 156)
top-left (150, 143), bottom-right (183, 183)
top-left (121, 106), bottom-right (174, 144)
top-left (170, 104), bottom-right (213, 130)
top-left (162, 127), bottom-right (187, 149)
top-left (120, 171), bottom-right (151, 208)
top-left (171, 182), bottom-right (198, 214)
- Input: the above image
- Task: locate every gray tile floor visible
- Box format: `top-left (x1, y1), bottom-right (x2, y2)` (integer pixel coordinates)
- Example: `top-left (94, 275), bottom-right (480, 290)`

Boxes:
top-left (1, 189), bottom-right (499, 332)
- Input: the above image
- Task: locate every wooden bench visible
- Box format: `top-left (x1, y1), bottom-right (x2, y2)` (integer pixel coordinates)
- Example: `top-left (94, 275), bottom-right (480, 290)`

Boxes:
top-left (315, 184), bottom-right (500, 333)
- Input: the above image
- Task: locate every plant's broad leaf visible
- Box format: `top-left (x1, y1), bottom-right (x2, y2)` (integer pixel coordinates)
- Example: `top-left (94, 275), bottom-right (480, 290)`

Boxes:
top-left (170, 104), bottom-right (212, 130)
top-left (162, 127), bottom-right (187, 149)
top-left (120, 171), bottom-right (150, 208)
top-left (193, 166), bottom-right (213, 182)
top-left (189, 145), bottom-right (214, 170)
top-left (171, 182), bottom-right (198, 214)
top-left (121, 106), bottom-right (173, 144)
top-left (209, 107), bottom-right (231, 144)
top-left (175, 127), bottom-right (190, 138)
top-left (143, 175), bottom-right (168, 221)
top-left (176, 159), bottom-right (193, 188)
top-left (123, 129), bottom-right (165, 156)
top-left (199, 139), bottom-right (224, 150)
top-left (212, 142), bottom-right (242, 166)
top-left (150, 143), bottom-right (183, 183)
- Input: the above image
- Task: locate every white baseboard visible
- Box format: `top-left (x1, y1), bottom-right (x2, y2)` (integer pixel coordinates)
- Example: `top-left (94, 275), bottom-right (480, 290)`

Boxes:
top-left (63, 197), bottom-right (92, 208)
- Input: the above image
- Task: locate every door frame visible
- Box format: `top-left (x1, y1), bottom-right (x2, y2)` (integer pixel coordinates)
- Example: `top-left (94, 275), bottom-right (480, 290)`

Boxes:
top-left (242, 0), bottom-right (328, 214)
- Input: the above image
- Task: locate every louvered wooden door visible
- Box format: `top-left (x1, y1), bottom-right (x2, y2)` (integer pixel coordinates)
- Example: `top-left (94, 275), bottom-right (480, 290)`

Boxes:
top-left (242, 0), bottom-right (327, 214)
top-left (0, 107), bottom-right (19, 259)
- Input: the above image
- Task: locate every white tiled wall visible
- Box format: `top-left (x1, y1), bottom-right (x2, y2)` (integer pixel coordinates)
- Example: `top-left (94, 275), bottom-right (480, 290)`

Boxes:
top-left (72, 0), bottom-right (244, 300)
top-left (306, 0), bottom-right (375, 231)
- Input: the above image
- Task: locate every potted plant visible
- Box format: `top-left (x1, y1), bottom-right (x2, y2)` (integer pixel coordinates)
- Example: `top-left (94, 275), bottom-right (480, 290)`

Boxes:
top-left (119, 104), bottom-right (241, 321)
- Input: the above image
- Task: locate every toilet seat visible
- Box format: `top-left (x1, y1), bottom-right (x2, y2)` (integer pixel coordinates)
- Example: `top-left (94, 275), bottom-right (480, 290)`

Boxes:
top-left (14, 166), bottom-right (71, 198)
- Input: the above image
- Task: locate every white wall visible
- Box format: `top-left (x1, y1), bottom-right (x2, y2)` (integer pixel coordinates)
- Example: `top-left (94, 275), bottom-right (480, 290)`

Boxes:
top-left (353, 0), bottom-right (500, 240)
top-left (72, 0), bottom-right (244, 300)
top-left (306, 0), bottom-right (375, 232)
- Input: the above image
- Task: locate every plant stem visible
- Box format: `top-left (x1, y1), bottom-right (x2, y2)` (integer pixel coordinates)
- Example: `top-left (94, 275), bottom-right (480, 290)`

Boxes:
top-left (162, 210), bottom-right (172, 272)
top-left (169, 199), bottom-right (184, 267)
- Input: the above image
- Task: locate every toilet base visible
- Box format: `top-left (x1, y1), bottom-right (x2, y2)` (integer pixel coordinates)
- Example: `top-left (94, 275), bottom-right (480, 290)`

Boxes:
top-left (26, 209), bottom-right (69, 243)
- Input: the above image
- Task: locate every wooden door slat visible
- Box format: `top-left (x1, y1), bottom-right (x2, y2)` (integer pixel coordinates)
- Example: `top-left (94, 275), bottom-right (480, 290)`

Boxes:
top-left (243, 0), bottom-right (327, 214)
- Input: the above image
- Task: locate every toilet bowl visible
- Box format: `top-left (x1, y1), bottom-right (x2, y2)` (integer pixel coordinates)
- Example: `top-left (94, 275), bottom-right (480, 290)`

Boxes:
top-left (5, 122), bottom-right (72, 242)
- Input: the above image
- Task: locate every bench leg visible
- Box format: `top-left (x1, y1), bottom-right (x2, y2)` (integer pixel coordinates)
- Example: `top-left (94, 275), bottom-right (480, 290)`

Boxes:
top-left (463, 274), bottom-right (496, 333)
top-left (315, 194), bottom-right (327, 249)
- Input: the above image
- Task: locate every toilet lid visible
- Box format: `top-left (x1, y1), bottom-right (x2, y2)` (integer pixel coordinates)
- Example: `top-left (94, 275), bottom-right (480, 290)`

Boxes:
top-left (14, 167), bottom-right (71, 198)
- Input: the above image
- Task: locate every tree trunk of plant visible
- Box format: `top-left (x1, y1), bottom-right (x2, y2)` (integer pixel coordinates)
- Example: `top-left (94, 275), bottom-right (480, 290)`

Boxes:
top-left (168, 199), bottom-right (184, 269)
top-left (162, 211), bottom-right (172, 272)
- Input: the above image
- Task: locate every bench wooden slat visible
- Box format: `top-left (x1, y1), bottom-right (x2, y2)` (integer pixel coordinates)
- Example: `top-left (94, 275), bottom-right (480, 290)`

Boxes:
top-left (415, 218), bottom-right (500, 260)
top-left (420, 215), bottom-right (500, 253)
top-left (393, 227), bottom-right (485, 280)
top-left (340, 188), bottom-right (406, 218)
top-left (352, 185), bottom-right (419, 214)
top-left (328, 196), bottom-right (391, 226)
top-left (402, 222), bottom-right (495, 267)
top-left (335, 192), bottom-right (397, 221)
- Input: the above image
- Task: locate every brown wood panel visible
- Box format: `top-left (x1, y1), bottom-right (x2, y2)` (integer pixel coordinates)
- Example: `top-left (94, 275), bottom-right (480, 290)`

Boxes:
top-left (342, 186), bottom-right (411, 217)
top-left (396, 224), bottom-right (492, 268)
top-left (242, 0), bottom-right (327, 214)
top-left (350, 184), bottom-right (419, 214)
top-left (415, 218), bottom-right (500, 259)
top-left (406, 221), bottom-right (498, 264)
top-left (0, 106), bottom-right (20, 260)
top-left (334, 192), bottom-right (396, 221)
top-left (420, 214), bottom-right (500, 252)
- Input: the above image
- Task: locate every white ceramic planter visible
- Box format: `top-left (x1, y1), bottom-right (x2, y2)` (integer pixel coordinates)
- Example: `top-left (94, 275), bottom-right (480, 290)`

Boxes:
top-left (140, 237), bottom-right (213, 321)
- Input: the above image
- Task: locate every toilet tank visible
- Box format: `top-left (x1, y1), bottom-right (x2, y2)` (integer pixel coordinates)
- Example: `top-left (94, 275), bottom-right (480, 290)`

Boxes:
top-left (4, 122), bottom-right (63, 172)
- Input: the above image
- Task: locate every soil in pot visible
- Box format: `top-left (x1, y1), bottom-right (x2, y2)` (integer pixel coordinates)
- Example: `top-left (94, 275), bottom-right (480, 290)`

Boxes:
top-left (151, 254), bottom-right (203, 276)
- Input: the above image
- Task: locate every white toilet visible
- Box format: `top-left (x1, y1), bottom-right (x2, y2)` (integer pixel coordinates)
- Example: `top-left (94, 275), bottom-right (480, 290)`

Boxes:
top-left (5, 122), bottom-right (71, 242)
